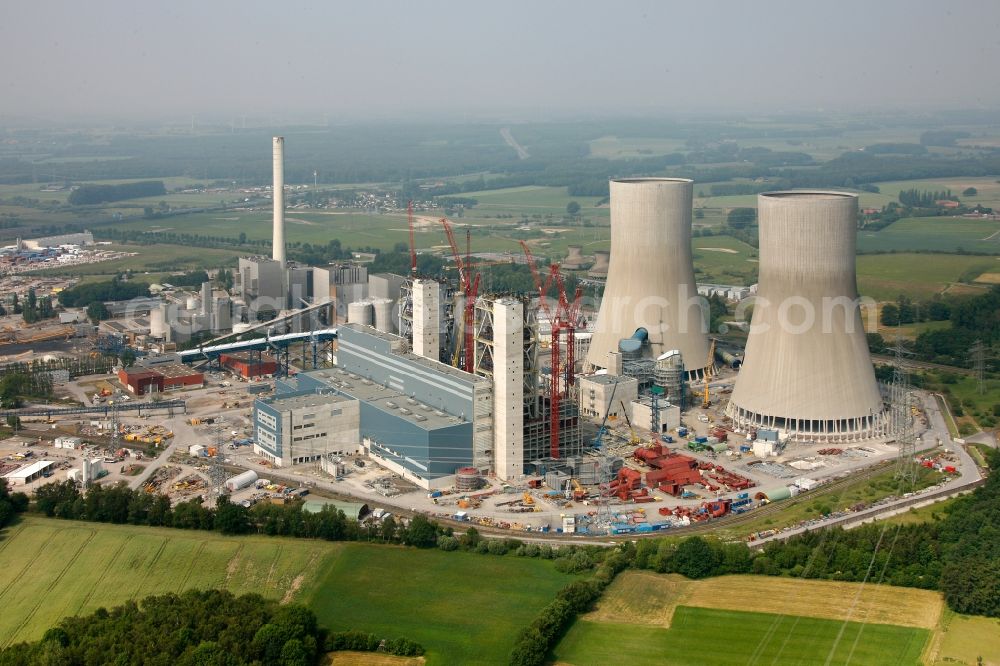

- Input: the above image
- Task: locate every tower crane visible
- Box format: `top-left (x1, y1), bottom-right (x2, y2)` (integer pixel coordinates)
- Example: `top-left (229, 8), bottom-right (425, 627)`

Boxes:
top-left (519, 241), bottom-right (582, 459)
top-left (440, 218), bottom-right (479, 373)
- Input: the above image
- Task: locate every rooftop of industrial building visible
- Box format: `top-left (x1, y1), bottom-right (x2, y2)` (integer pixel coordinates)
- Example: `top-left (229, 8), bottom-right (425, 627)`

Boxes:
top-left (155, 363), bottom-right (204, 379)
top-left (338, 323), bottom-right (489, 385)
top-left (3, 460), bottom-right (54, 479)
top-left (263, 391), bottom-right (352, 410)
top-left (293, 369), bottom-right (469, 431)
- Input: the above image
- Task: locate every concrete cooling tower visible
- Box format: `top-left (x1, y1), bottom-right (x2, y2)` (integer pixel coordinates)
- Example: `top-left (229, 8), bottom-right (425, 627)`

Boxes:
top-left (587, 250), bottom-right (610, 277)
top-left (726, 191), bottom-right (887, 441)
top-left (586, 178), bottom-right (710, 379)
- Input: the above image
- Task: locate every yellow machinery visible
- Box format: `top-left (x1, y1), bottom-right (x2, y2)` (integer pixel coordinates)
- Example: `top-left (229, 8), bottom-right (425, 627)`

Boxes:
top-left (620, 400), bottom-right (641, 446)
top-left (703, 338), bottom-right (717, 408)
top-left (523, 492), bottom-right (535, 505)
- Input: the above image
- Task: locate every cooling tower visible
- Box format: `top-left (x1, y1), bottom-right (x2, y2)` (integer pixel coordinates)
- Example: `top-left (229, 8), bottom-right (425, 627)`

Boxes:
top-left (587, 250), bottom-right (610, 277)
top-left (564, 245), bottom-right (585, 269)
top-left (586, 178), bottom-right (710, 379)
top-left (725, 191), bottom-right (887, 441)
top-left (272, 137), bottom-right (286, 269)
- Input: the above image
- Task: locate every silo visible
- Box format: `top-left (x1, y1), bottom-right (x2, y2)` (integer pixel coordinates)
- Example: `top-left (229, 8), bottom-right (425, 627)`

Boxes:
top-left (586, 178), bottom-right (710, 379)
top-left (347, 301), bottom-right (373, 326)
top-left (725, 191), bottom-right (886, 442)
top-left (150, 303), bottom-right (169, 338)
top-left (186, 296), bottom-right (200, 311)
top-left (371, 298), bottom-right (395, 334)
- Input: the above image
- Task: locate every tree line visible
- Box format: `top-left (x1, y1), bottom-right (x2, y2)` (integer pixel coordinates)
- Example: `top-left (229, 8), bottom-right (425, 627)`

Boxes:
top-left (0, 590), bottom-right (324, 666)
top-left (898, 188), bottom-right (958, 207)
top-left (0, 480), bottom-right (29, 530)
top-left (911, 285), bottom-right (1000, 367)
top-left (57, 275), bottom-right (150, 308)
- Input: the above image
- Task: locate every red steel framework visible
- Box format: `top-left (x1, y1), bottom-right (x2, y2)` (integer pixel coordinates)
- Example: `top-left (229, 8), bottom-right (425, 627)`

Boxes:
top-left (440, 218), bottom-right (480, 373)
top-left (519, 241), bottom-right (582, 459)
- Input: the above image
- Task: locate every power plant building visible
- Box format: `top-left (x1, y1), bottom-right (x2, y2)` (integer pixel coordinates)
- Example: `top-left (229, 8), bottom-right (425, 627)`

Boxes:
top-left (587, 179), bottom-right (710, 380)
top-left (263, 324), bottom-right (493, 489)
top-left (725, 191), bottom-right (887, 441)
top-left (253, 392), bottom-right (361, 467)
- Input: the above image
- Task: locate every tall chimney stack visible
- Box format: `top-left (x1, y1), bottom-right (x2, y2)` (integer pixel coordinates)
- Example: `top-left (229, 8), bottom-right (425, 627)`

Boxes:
top-left (272, 136), bottom-right (286, 269)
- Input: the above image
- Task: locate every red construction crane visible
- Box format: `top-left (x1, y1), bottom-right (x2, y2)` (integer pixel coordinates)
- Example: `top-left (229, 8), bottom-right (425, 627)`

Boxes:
top-left (519, 241), bottom-right (582, 459)
top-left (440, 218), bottom-right (479, 373)
top-left (406, 200), bottom-right (417, 276)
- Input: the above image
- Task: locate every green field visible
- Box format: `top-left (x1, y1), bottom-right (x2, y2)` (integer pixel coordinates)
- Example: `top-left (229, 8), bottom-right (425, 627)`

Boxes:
top-left (0, 517), bottom-right (334, 647)
top-left (858, 216), bottom-right (1000, 254)
top-left (0, 518), bottom-right (574, 664)
top-left (34, 242), bottom-right (244, 278)
top-left (304, 543), bottom-right (576, 665)
top-left (554, 608), bottom-right (929, 666)
top-left (855, 253), bottom-right (997, 300)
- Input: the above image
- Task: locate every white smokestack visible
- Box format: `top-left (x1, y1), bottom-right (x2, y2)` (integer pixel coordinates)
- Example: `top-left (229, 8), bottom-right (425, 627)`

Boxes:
top-left (272, 136), bottom-right (286, 268)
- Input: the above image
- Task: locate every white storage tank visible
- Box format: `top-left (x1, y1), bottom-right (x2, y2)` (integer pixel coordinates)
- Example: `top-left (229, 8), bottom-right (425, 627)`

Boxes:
top-left (150, 303), bottom-right (169, 338)
top-left (371, 298), bottom-right (394, 333)
top-left (348, 301), bottom-right (374, 327)
top-left (225, 469), bottom-right (258, 492)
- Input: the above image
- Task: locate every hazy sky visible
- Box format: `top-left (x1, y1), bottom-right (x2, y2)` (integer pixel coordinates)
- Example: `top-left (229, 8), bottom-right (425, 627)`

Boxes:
top-left (3, 0), bottom-right (999, 121)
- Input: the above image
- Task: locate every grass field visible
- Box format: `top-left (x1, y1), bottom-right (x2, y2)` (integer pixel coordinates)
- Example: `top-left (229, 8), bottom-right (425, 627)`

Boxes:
top-left (858, 217), bottom-right (1000, 254)
top-left (0, 518), bottom-right (575, 664)
top-left (33, 242), bottom-right (244, 278)
top-left (584, 571), bottom-right (942, 630)
top-left (933, 612), bottom-right (1000, 666)
top-left (883, 497), bottom-right (958, 527)
top-left (555, 609), bottom-right (929, 666)
top-left (855, 253), bottom-right (997, 300)
top-left (566, 571), bottom-right (1000, 666)
top-left (0, 517), bottom-right (334, 647)
top-left (304, 544), bottom-right (576, 666)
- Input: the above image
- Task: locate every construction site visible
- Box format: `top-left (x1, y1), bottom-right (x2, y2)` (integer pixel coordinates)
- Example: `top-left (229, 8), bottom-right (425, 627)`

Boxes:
top-left (0, 144), bottom-right (976, 539)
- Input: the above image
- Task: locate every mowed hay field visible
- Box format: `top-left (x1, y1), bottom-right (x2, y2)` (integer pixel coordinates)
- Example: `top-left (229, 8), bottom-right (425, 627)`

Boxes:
top-left (555, 608), bottom-right (928, 666)
top-left (0, 517), bottom-right (334, 646)
top-left (558, 571), bottom-right (943, 666)
top-left (304, 544), bottom-right (577, 666)
top-left (581, 571), bottom-right (942, 630)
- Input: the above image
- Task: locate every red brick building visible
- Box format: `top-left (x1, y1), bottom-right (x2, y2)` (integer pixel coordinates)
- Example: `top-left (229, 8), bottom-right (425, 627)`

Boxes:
top-left (156, 363), bottom-right (205, 390)
top-left (118, 368), bottom-right (165, 396)
top-left (117, 364), bottom-right (202, 394)
top-left (220, 352), bottom-right (278, 379)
